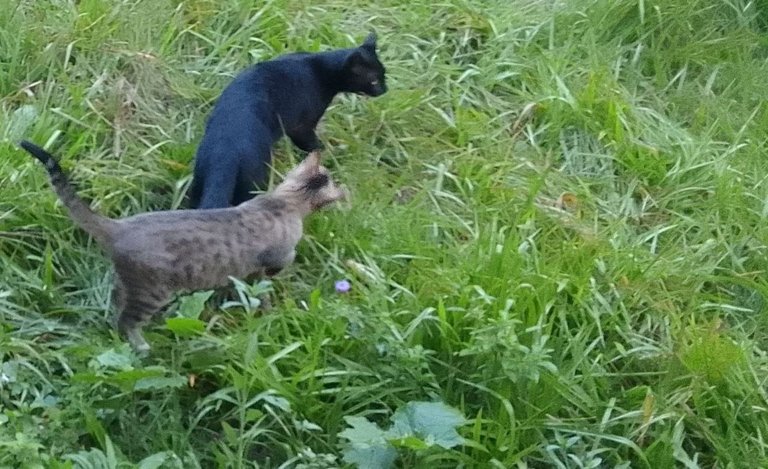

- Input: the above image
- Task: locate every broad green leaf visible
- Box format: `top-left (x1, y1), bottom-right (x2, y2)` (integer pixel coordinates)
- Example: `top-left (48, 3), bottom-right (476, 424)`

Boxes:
top-left (111, 366), bottom-right (167, 380)
top-left (296, 419), bottom-right (323, 432)
top-left (63, 448), bottom-right (112, 468)
top-left (309, 288), bottom-right (322, 310)
top-left (137, 451), bottom-right (174, 469)
top-left (681, 330), bottom-right (745, 384)
top-left (1, 360), bottom-right (18, 384)
top-left (165, 317), bottom-right (206, 336)
top-left (7, 105), bottom-right (38, 141)
top-left (221, 421), bottom-right (238, 446)
top-left (104, 435), bottom-right (118, 467)
top-left (104, 367), bottom-right (181, 392)
top-left (388, 435), bottom-right (430, 450)
top-left (133, 375), bottom-right (187, 391)
top-left (177, 290), bottom-right (214, 319)
top-left (339, 416), bottom-right (396, 469)
top-left (342, 445), bottom-right (397, 469)
top-left (261, 393), bottom-right (291, 412)
top-left (245, 409), bottom-right (264, 423)
top-left (339, 416), bottom-right (387, 445)
top-left (108, 366), bottom-right (166, 387)
top-left (92, 348), bottom-right (133, 371)
top-left (387, 401), bottom-right (466, 449)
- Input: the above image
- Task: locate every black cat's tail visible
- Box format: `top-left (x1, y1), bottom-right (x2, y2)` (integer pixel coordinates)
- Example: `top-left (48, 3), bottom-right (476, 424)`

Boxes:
top-left (19, 140), bottom-right (116, 245)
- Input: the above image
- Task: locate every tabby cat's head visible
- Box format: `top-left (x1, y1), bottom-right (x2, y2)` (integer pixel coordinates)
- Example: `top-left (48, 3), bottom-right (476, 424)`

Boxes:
top-left (275, 151), bottom-right (348, 212)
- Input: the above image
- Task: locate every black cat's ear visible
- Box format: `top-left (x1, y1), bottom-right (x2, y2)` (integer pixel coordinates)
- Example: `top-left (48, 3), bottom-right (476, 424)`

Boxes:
top-left (362, 31), bottom-right (377, 51)
top-left (345, 50), bottom-right (366, 71)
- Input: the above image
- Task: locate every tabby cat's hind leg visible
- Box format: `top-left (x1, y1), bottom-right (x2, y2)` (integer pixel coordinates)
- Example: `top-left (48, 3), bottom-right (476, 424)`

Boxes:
top-left (116, 285), bottom-right (171, 354)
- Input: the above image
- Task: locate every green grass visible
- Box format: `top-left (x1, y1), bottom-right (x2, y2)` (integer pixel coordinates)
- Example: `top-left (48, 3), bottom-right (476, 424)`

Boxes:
top-left (3, 0), bottom-right (768, 467)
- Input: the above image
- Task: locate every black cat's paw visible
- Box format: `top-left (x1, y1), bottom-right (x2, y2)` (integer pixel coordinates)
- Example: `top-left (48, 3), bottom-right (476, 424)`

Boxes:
top-left (289, 131), bottom-right (324, 152)
top-left (299, 140), bottom-right (325, 153)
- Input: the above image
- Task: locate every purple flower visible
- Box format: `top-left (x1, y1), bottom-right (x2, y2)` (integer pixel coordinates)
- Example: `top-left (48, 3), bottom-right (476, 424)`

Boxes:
top-left (335, 279), bottom-right (351, 294)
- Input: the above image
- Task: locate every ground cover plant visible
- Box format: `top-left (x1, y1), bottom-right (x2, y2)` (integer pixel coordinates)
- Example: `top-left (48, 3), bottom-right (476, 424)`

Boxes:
top-left (2, 0), bottom-right (768, 467)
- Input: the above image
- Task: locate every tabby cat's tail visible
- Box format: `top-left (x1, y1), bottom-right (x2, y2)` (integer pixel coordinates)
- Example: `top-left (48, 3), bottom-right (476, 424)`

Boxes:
top-left (19, 140), bottom-right (116, 245)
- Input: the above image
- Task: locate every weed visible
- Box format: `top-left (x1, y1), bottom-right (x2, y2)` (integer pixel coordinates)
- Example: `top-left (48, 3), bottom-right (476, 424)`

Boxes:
top-left (3, 0), bottom-right (768, 467)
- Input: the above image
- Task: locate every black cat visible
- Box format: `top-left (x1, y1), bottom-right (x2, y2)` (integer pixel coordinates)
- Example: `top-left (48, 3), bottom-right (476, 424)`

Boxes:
top-left (188, 33), bottom-right (387, 209)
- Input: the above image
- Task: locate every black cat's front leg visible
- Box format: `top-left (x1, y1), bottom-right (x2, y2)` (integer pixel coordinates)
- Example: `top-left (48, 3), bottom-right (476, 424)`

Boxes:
top-left (288, 129), bottom-right (324, 152)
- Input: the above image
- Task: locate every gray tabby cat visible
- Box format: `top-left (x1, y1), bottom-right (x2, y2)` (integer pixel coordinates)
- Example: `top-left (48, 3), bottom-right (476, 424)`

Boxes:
top-left (19, 140), bottom-right (347, 353)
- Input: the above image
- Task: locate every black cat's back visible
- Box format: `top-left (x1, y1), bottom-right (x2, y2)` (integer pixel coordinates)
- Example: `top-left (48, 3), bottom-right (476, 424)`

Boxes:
top-left (189, 69), bottom-right (277, 208)
top-left (254, 55), bottom-right (338, 131)
top-left (188, 34), bottom-right (386, 209)
top-left (190, 58), bottom-right (333, 208)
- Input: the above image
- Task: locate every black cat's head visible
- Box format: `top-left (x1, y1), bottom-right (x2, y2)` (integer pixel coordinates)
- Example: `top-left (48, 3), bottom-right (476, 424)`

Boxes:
top-left (343, 32), bottom-right (387, 97)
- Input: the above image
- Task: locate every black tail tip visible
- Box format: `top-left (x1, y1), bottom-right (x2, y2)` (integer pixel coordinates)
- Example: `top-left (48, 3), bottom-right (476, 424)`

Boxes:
top-left (18, 139), bottom-right (54, 164)
top-left (18, 139), bottom-right (42, 153)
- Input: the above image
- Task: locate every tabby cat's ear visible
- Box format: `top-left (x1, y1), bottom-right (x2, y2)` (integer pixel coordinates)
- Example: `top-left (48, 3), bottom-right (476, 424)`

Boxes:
top-left (290, 150), bottom-right (321, 178)
top-left (305, 151), bottom-right (321, 171)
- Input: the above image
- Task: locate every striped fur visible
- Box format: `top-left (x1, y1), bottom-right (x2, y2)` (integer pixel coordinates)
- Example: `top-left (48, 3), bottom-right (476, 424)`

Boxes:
top-left (20, 142), bottom-right (347, 353)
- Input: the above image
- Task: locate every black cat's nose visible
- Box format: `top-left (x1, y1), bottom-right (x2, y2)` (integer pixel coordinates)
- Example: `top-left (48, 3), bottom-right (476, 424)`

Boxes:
top-left (371, 83), bottom-right (387, 96)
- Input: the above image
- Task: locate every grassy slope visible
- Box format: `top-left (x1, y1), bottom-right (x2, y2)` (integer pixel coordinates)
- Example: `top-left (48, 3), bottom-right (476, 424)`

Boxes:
top-left (2, 0), bottom-right (768, 467)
